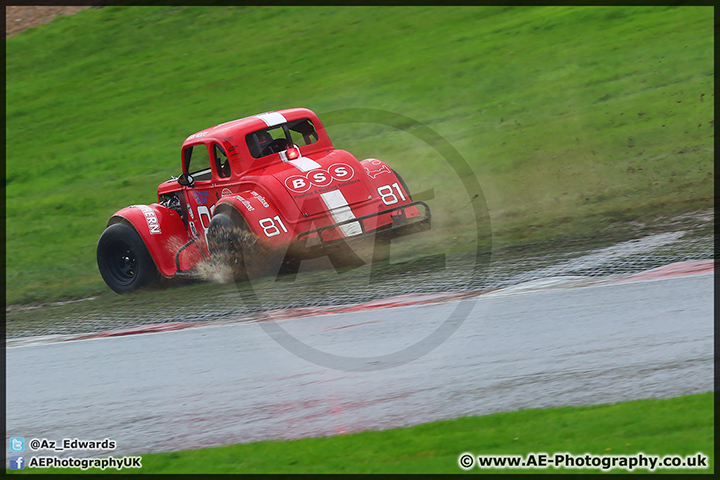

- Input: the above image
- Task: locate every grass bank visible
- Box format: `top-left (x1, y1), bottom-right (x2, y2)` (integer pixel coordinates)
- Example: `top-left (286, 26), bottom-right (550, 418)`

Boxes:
top-left (9, 392), bottom-right (713, 474)
top-left (5, 6), bottom-right (714, 304)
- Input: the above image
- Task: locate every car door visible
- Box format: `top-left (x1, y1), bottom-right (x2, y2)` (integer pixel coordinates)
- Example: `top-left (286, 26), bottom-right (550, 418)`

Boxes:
top-left (182, 142), bottom-right (223, 247)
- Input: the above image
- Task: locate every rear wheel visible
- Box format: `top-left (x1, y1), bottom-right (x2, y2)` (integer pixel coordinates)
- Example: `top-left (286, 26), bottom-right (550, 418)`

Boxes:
top-left (207, 209), bottom-right (254, 282)
top-left (97, 223), bottom-right (160, 294)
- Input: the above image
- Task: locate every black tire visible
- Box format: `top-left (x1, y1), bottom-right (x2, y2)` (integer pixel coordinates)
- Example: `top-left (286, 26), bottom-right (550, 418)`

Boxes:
top-left (207, 209), bottom-right (253, 282)
top-left (97, 222), bottom-right (160, 294)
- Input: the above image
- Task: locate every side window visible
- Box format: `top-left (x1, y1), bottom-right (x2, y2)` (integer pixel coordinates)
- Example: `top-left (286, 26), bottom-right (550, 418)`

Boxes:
top-left (184, 144), bottom-right (212, 181)
top-left (214, 143), bottom-right (231, 178)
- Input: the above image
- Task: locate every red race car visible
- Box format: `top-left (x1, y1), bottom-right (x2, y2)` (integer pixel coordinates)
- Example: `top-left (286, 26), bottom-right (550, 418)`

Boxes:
top-left (97, 108), bottom-right (431, 294)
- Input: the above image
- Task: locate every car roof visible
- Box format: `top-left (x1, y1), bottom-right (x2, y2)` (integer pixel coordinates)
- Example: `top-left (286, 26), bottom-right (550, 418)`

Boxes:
top-left (181, 107), bottom-right (322, 148)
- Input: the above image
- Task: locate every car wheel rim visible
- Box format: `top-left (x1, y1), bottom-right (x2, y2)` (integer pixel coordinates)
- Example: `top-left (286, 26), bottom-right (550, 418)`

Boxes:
top-left (107, 240), bottom-right (137, 284)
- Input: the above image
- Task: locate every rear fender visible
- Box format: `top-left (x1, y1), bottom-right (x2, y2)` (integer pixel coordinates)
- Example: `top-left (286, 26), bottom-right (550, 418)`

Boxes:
top-left (361, 158), bottom-right (411, 199)
top-left (213, 192), bottom-right (294, 249)
top-left (109, 204), bottom-right (201, 277)
top-left (360, 158), bottom-right (420, 221)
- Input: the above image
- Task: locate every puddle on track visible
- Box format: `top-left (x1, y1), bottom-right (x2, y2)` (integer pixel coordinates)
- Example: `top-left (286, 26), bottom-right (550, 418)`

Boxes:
top-left (6, 227), bottom-right (713, 342)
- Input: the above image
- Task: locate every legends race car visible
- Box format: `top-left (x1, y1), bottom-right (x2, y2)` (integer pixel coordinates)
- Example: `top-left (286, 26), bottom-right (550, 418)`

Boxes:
top-left (97, 108), bottom-right (431, 293)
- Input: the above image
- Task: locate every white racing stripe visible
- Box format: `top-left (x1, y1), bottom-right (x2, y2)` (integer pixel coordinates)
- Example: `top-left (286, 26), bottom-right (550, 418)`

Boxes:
top-left (287, 153), bottom-right (361, 238)
top-left (289, 157), bottom-right (322, 172)
top-left (255, 112), bottom-right (287, 127)
top-left (320, 190), bottom-right (362, 237)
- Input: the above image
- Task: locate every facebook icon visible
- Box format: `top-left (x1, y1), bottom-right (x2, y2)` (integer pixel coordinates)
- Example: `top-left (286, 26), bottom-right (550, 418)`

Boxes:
top-left (9, 455), bottom-right (25, 470)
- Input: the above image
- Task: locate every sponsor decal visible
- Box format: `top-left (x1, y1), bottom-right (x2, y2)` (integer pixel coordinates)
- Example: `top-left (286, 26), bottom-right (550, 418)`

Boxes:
top-left (285, 163), bottom-right (355, 193)
top-left (223, 137), bottom-right (240, 158)
top-left (309, 169), bottom-right (334, 187)
top-left (192, 190), bottom-right (210, 204)
top-left (221, 188), bottom-right (233, 197)
top-left (292, 190), bottom-right (317, 200)
top-left (135, 205), bottom-right (161, 235)
top-left (235, 195), bottom-right (255, 211)
top-left (337, 178), bottom-right (362, 188)
top-left (285, 175), bottom-right (312, 193)
top-left (364, 159), bottom-right (392, 179)
top-left (251, 190), bottom-right (270, 208)
top-left (185, 131), bottom-right (209, 141)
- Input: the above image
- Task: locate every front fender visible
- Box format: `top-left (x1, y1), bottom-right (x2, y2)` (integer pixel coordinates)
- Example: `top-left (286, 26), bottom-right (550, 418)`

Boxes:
top-left (108, 204), bottom-right (200, 277)
top-left (213, 192), bottom-right (294, 249)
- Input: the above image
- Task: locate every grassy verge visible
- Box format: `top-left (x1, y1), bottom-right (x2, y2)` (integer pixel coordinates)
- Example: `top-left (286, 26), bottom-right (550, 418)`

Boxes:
top-left (9, 392), bottom-right (713, 474)
top-left (5, 6), bottom-right (714, 305)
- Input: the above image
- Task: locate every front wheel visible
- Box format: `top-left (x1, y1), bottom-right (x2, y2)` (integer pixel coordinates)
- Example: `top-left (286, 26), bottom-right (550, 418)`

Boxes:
top-left (97, 222), bottom-right (160, 294)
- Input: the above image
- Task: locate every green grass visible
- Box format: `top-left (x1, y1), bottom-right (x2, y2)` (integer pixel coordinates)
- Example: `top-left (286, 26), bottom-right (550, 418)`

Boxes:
top-left (9, 392), bottom-right (713, 474)
top-left (5, 6), bottom-right (714, 305)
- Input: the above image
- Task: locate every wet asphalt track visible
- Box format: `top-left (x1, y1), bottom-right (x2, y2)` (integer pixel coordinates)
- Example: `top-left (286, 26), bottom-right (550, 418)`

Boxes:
top-left (5, 270), bottom-right (713, 458)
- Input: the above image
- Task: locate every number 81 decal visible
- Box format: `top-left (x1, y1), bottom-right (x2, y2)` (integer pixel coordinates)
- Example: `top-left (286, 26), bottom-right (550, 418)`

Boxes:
top-left (259, 215), bottom-right (288, 237)
top-left (378, 183), bottom-right (407, 205)
top-left (259, 183), bottom-right (406, 237)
